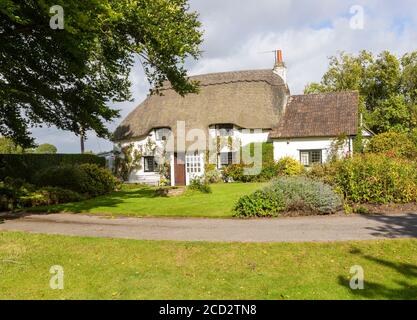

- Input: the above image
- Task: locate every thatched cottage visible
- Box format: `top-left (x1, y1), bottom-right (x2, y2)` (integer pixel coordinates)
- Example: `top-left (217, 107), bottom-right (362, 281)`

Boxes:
top-left (114, 51), bottom-right (368, 186)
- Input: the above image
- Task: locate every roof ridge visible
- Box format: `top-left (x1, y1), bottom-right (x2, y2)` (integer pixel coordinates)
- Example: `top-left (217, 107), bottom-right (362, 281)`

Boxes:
top-left (291, 90), bottom-right (359, 98)
top-left (160, 68), bottom-right (285, 91)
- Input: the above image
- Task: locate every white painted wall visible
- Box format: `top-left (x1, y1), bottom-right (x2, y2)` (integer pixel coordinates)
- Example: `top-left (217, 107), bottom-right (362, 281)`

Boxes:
top-left (118, 130), bottom-right (173, 186)
top-left (118, 126), bottom-right (270, 185)
top-left (208, 127), bottom-right (269, 153)
top-left (273, 137), bottom-right (352, 164)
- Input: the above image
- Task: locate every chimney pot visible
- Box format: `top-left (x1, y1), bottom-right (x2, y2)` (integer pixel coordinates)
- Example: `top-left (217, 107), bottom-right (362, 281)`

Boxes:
top-left (276, 50), bottom-right (283, 63)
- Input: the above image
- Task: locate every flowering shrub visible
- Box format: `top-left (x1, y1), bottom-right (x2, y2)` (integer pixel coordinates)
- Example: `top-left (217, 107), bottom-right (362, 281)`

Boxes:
top-left (309, 154), bottom-right (417, 204)
top-left (275, 157), bottom-right (305, 176)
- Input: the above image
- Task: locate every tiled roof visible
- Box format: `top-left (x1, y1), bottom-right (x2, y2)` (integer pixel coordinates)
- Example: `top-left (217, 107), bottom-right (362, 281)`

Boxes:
top-left (269, 91), bottom-right (359, 139)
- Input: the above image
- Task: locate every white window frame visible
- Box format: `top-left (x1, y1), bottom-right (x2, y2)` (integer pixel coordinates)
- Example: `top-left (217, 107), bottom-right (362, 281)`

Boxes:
top-left (186, 153), bottom-right (202, 175)
top-left (155, 128), bottom-right (171, 141)
top-left (299, 150), bottom-right (322, 166)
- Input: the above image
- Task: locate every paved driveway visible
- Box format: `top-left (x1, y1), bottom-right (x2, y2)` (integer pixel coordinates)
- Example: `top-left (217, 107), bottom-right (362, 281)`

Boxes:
top-left (1, 213), bottom-right (417, 243)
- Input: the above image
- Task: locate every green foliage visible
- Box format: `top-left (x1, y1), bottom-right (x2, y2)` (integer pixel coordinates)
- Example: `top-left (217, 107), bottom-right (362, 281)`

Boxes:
top-left (310, 154), bottom-right (417, 204)
top-left (233, 187), bottom-right (285, 217)
top-left (234, 176), bottom-right (341, 217)
top-left (19, 187), bottom-right (83, 208)
top-left (0, 0), bottom-right (202, 146)
top-left (31, 143), bottom-right (57, 154)
top-left (366, 131), bottom-right (417, 159)
top-left (367, 95), bottom-right (414, 133)
top-left (78, 163), bottom-right (120, 197)
top-left (275, 157), bottom-right (305, 176)
top-left (0, 137), bottom-right (24, 154)
top-left (222, 154), bottom-right (304, 183)
top-left (0, 153), bottom-right (105, 182)
top-left (0, 178), bottom-right (82, 211)
top-left (0, 138), bottom-right (57, 154)
top-left (304, 50), bottom-right (417, 134)
top-left (353, 128), bottom-right (364, 153)
top-left (223, 143), bottom-right (281, 182)
top-left (241, 142), bottom-right (274, 164)
top-left (204, 164), bottom-right (222, 184)
top-left (35, 164), bottom-right (118, 197)
top-left (222, 164), bottom-right (255, 182)
top-left (188, 177), bottom-right (212, 194)
top-left (409, 128), bottom-right (417, 147)
top-left (270, 177), bottom-right (343, 214)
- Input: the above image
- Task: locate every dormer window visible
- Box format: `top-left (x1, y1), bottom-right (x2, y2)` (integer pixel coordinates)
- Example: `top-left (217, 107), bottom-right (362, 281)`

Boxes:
top-left (216, 124), bottom-right (234, 136)
top-left (155, 128), bottom-right (171, 141)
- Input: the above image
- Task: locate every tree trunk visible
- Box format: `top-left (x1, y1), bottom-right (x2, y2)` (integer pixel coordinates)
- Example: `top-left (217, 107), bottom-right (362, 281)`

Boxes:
top-left (80, 131), bottom-right (85, 154)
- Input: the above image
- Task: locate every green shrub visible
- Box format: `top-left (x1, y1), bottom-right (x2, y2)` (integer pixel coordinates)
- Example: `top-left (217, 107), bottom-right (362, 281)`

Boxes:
top-left (270, 176), bottom-right (342, 214)
top-left (366, 132), bottom-right (417, 159)
top-left (0, 178), bottom-right (83, 210)
top-left (276, 157), bottom-right (305, 176)
top-left (204, 166), bottom-right (222, 184)
top-left (188, 177), bottom-right (212, 193)
top-left (0, 154), bottom-right (105, 183)
top-left (331, 154), bottom-right (417, 204)
top-left (78, 163), bottom-right (119, 196)
top-left (34, 165), bottom-right (88, 193)
top-left (234, 176), bottom-right (341, 217)
top-left (222, 164), bottom-right (256, 182)
top-left (308, 162), bottom-right (341, 185)
top-left (223, 143), bottom-right (277, 183)
top-left (19, 187), bottom-right (83, 207)
top-left (241, 142), bottom-right (274, 164)
top-left (234, 187), bottom-right (285, 217)
top-left (35, 164), bottom-right (118, 197)
top-left (0, 184), bottom-right (17, 211)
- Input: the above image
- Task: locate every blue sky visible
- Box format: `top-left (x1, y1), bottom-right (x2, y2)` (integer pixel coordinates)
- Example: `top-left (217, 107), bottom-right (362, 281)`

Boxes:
top-left (30, 0), bottom-right (417, 153)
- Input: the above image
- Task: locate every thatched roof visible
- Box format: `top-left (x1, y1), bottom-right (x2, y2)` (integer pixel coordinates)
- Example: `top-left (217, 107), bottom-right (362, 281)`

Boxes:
top-left (269, 91), bottom-right (359, 139)
top-left (114, 69), bottom-right (290, 142)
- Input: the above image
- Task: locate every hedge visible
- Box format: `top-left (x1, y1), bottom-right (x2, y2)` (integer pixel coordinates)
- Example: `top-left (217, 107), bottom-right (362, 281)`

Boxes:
top-left (0, 154), bottom-right (105, 183)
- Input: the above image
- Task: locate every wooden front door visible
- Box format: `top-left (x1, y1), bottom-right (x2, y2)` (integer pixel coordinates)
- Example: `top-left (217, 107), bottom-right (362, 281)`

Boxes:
top-left (174, 153), bottom-right (186, 186)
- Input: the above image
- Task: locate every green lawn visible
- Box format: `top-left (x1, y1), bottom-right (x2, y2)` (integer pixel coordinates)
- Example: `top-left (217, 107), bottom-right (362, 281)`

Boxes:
top-left (0, 231), bottom-right (416, 299)
top-left (29, 183), bottom-right (265, 217)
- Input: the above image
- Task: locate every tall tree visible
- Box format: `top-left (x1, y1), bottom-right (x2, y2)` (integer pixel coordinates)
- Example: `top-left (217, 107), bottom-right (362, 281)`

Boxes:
top-left (0, 0), bottom-right (202, 147)
top-left (305, 51), bottom-right (417, 134)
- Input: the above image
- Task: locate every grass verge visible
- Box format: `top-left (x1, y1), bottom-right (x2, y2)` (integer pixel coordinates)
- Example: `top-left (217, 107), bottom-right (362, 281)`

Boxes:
top-left (1, 231), bottom-right (416, 299)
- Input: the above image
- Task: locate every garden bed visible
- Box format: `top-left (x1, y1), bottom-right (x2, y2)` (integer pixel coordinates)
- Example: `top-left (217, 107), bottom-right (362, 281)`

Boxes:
top-left (351, 203), bottom-right (417, 215)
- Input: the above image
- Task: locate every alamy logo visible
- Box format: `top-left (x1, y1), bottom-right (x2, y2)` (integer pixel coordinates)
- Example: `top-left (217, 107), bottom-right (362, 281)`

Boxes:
top-left (349, 5), bottom-right (365, 30)
top-left (349, 265), bottom-right (364, 290)
top-left (49, 265), bottom-right (64, 290)
top-left (50, 5), bottom-right (64, 30)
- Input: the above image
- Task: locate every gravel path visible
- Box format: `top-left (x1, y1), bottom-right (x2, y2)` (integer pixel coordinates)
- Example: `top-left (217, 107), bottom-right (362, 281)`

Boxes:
top-left (1, 213), bottom-right (417, 243)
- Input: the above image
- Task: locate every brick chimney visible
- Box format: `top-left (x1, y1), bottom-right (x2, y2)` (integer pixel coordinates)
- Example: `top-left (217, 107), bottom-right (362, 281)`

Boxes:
top-left (273, 50), bottom-right (287, 83)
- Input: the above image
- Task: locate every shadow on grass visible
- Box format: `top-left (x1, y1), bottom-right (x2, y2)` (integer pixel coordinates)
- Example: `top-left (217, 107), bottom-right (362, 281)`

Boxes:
top-left (61, 187), bottom-right (164, 213)
top-left (24, 186), bottom-right (164, 215)
top-left (338, 248), bottom-right (417, 299)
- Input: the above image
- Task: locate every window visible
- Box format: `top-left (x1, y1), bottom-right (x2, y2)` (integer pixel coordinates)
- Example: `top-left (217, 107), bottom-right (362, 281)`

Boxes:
top-left (155, 128), bottom-right (171, 141)
top-left (300, 150), bottom-right (322, 166)
top-left (144, 156), bottom-right (158, 172)
top-left (216, 124), bottom-right (233, 136)
top-left (220, 152), bottom-right (234, 166)
top-left (186, 153), bottom-right (202, 174)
